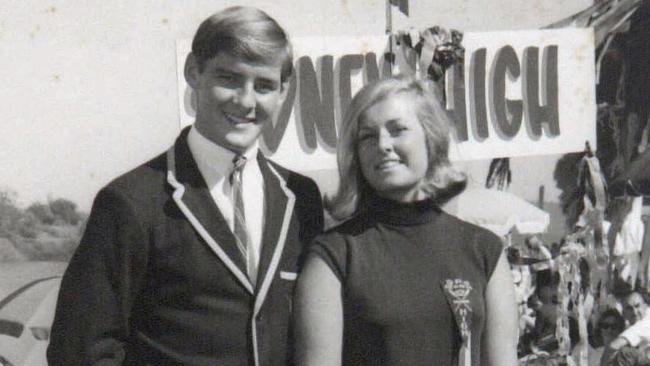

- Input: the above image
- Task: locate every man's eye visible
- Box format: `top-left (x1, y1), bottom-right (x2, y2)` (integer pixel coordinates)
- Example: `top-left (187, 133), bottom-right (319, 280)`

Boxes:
top-left (255, 82), bottom-right (278, 94)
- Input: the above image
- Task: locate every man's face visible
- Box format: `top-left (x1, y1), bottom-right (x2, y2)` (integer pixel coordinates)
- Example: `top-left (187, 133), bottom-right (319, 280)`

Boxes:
top-left (186, 52), bottom-right (287, 153)
top-left (624, 293), bottom-right (648, 324)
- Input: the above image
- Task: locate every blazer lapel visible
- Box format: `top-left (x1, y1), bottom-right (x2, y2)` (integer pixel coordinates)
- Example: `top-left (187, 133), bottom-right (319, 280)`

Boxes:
top-left (254, 154), bottom-right (295, 310)
top-left (166, 129), bottom-right (253, 294)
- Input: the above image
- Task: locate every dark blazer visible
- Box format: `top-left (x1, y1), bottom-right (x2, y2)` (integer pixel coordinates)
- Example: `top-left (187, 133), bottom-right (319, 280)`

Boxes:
top-left (47, 128), bottom-right (324, 366)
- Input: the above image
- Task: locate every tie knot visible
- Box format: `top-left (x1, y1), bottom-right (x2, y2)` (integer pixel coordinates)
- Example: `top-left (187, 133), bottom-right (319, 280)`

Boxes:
top-left (232, 155), bottom-right (247, 173)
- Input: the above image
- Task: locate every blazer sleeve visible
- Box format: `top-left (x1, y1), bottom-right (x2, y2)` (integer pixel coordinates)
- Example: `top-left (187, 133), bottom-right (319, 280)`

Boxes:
top-left (297, 176), bottom-right (324, 247)
top-left (47, 186), bottom-right (150, 366)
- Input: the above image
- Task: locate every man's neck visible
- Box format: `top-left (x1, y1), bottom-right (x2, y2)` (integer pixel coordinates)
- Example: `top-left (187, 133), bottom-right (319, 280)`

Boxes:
top-left (192, 126), bottom-right (259, 160)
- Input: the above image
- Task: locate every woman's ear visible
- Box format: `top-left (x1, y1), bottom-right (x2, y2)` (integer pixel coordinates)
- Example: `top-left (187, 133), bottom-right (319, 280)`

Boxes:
top-left (184, 53), bottom-right (200, 89)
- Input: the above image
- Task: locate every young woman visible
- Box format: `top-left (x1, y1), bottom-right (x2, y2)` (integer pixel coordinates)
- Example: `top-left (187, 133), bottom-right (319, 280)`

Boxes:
top-left (294, 77), bottom-right (518, 366)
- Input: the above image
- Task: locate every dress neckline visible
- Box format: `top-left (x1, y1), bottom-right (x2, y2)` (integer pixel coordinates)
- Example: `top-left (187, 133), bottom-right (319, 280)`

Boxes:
top-left (364, 193), bottom-right (441, 226)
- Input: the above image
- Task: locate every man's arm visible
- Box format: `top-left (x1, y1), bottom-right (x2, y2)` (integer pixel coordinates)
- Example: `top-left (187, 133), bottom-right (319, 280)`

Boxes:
top-left (602, 338), bottom-right (632, 366)
top-left (304, 178), bottom-right (324, 240)
top-left (47, 187), bottom-right (149, 365)
top-left (609, 337), bottom-right (631, 350)
top-left (616, 314), bottom-right (650, 349)
top-left (602, 315), bottom-right (650, 365)
top-left (291, 174), bottom-right (324, 244)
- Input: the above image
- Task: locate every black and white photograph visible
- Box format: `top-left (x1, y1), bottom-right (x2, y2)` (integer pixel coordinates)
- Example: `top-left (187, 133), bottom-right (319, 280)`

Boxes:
top-left (1, 0), bottom-right (648, 365)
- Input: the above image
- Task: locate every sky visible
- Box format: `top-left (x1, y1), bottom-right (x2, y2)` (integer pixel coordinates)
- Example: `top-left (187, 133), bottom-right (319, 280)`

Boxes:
top-left (0, 0), bottom-right (593, 211)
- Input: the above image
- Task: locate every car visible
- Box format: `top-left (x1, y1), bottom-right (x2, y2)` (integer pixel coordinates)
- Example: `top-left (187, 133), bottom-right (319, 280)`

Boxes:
top-left (0, 262), bottom-right (65, 366)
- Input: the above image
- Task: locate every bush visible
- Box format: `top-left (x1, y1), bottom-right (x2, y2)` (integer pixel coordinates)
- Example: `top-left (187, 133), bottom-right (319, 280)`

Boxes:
top-left (0, 189), bottom-right (85, 262)
top-left (0, 189), bottom-right (23, 236)
top-left (49, 198), bottom-right (82, 225)
top-left (17, 213), bottom-right (39, 239)
top-left (0, 237), bottom-right (26, 261)
top-left (27, 202), bottom-right (55, 225)
top-left (15, 236), bottom-right (79, 261)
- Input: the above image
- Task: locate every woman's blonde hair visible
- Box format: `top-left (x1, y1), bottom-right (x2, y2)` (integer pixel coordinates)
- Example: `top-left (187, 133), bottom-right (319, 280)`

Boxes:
top-left (328, 76), bottom-right (466, 220)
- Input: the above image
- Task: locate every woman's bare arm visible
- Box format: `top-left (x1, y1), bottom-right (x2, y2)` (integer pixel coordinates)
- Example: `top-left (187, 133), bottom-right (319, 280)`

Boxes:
top-left (294, 255), bottom-right (343, 366)
top-left (484, 251), bottom-right (519, 366)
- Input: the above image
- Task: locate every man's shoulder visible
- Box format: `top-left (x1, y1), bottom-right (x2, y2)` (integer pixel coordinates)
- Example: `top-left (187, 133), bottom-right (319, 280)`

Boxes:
top-left (85, 150), bottom-right (171, 218)
top-left (103, 150), bottom-right (168, 197)
top-left (264, 158), bottom-right (317, 190)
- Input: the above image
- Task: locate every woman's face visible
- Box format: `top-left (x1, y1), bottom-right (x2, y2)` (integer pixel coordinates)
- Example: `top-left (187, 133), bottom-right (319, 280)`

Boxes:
top-left (599, 316), bottom-right (622, 344)
top-left (357, 93), bottom-right (429, 203)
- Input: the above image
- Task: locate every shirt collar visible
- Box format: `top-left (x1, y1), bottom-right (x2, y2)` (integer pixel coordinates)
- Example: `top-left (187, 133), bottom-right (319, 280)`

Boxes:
top-left (188, 126), bottom-right (259, 177)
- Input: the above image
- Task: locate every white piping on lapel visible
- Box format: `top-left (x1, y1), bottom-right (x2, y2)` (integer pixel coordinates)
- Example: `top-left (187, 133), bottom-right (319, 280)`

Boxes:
top-left (251, 162), bottom-right (296, 366)
top-left (251, 317), bottom-right (260, 366)
top-left (165, 146), bottom-right (255, 295)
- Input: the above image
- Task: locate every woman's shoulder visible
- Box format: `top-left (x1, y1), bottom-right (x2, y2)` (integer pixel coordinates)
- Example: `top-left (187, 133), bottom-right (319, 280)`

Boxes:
top-left (435, 212), bottom-right (505, 280)
top-left (438, 211), bottom-right (504, 251)
top-left (310, 213), bottom-right (380, 257)
top-left (439, 211), bottom-right (501, 239)
top-left (308, 214), bottom-right (376, 282)
top-left (320, 212), bottom-right (373, 238)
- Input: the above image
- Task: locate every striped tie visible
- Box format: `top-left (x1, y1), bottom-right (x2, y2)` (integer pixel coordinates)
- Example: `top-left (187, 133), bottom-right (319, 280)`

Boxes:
top-left (230, 155), bottom-right (256, 285)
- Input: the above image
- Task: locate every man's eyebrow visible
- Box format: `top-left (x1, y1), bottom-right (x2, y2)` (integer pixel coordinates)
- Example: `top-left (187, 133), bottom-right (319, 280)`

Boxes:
top-left (256, 77), bottom-right (280, 86)
top-left (212, 66), bottom-right (238, 75)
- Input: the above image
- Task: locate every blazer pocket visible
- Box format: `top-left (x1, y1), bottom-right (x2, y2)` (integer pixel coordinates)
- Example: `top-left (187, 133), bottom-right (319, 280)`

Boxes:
top-left (279, 271), bottom-right (298, 314)
top-left (280, 271), bottom-right (297, 281)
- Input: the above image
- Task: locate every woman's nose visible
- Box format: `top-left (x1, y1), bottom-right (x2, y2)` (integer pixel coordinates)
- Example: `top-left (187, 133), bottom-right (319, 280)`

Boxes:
top-left (376, 131), bottom-right (393, 152)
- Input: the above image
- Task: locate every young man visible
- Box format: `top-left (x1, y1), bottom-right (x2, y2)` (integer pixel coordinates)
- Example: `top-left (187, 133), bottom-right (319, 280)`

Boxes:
top-left (47, 7), bottom-right (323, 365)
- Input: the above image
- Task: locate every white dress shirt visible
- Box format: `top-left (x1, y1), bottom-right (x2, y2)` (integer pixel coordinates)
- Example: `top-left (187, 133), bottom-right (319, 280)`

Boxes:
top-left (187, 126), bottom-right (265, 273)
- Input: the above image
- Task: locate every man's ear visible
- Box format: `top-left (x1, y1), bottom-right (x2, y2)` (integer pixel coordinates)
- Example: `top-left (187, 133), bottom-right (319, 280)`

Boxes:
top-left (277, 78), bottom-right (291, 106)
top-left (184, 53), bottom-right (201, 89)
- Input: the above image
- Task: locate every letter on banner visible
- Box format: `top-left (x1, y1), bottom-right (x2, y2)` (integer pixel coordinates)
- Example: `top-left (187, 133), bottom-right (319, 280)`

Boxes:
top-left (523, 46), bottom-right (560, 137)
top-left (298, 56), bottom-right (337, 150)
top-left (262, 73), bottom-right (297, 153)
top-left (490, 45), bottom-right (523, 139)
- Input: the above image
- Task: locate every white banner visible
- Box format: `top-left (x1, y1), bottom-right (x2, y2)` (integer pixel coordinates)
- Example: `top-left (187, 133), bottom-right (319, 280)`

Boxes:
top-left (176, 28), bottom-right (596, 171)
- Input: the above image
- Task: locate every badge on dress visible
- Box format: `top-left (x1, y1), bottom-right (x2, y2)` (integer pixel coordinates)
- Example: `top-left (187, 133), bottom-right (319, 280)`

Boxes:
top-left (442, 278), bottom-right (473, 366)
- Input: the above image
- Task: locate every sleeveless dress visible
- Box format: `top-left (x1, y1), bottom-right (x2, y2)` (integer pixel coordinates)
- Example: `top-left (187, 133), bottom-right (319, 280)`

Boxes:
top-left (309, 194), bottom-right (504, 366)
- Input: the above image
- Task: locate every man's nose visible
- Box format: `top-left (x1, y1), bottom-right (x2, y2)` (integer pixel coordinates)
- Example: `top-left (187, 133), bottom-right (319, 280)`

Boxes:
top-left (234, 84), bottom-right (256, 110)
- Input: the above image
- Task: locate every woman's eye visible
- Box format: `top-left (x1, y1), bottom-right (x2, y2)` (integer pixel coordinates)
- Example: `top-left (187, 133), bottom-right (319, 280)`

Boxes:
top-left (390, 126), bottom-right (408, 135)
top-left (358, 133), bottom-right (375, 142)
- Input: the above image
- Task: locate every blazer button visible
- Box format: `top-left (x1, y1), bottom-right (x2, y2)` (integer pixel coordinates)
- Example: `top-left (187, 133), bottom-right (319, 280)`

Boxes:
top-left (256, 313), bottom-right (263, 321)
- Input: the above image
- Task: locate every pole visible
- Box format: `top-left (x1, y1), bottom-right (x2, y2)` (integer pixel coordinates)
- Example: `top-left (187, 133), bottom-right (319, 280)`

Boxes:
top-left (386, 0), bottom-right (394, 75)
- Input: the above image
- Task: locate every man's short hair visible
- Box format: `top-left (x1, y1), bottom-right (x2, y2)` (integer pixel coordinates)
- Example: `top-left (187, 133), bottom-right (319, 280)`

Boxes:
top-left (191, 6), bottom-right (293, 82)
